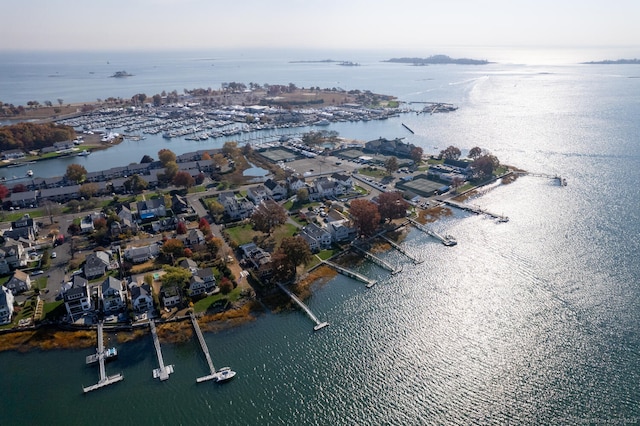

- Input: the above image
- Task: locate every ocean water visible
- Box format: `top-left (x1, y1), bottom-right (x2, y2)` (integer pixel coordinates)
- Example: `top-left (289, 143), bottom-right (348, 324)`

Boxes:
top-left (1, 48), bottom-right (640, 425)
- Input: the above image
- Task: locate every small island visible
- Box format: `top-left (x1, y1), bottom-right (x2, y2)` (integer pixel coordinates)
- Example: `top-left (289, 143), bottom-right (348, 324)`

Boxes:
top-left (384, 55), bottom-right (490, 66)
top-left (110, 70), bottom-right (134, 78)
top-left (582, 59), bottom-right (640, 65)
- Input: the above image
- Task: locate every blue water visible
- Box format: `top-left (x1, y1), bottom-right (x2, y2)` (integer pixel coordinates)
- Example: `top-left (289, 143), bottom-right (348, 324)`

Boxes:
top-left (1, 48), bottom-right (640, 425)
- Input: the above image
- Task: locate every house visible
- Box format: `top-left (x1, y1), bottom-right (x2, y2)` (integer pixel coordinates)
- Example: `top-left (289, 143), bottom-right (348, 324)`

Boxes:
top-left (124, 244), bottom-right (159, 263)
top-left (365, 137), bottom-right (416, 158)
top-left (137, 198), bottom-right (166, 220)
top-left (0, 286), bottom-right (15, 324)
top-left (186, 275), bottom-right (207, 297)
top-left (287, 175), bottom-right (307, 192)
top-left (264, 179), bottom-right (287, 201)
top-left (39, 185), bottom-right (81, 203)
top-left (314, 177), bottom-right (344, 198)
top-left (8, 190), bottom-right (38, 208)
top-left (5, 270), bottom-right (31, 295)
top-left (83, 251), bottom-right (110, 279)
top-left (331, 172), bottom-right (353, 189)
top-left (327, 221), bottom-right (355, 243)
top-left (300, 223), bottom-right (332, 252)
top-left (1, 149), bottom-right (25, 160)
top-left (239, 242), bottom-right (272, 278)
top-left (111, 205), bottom-right (138, 236)
top-left (129, 282), bottom-right (154, 313)
top-left (160, 285), bottom-right (181, 308)
top-left (80, 215), bottom-right (95, 234)
top-left (196, 267), bottom-right (217, 292)
top-left (171, 193), bottom-right (190, 214)
top-left (184, 229), bottom-right (205, 247)
top-left (218, 192), bottom-right (254, 220)
top-left (247, 185), bottom-right (270, 205)
top-left (100, 277), bottom-right (126, 313)
top-left (0, 239), bottom-right (28, 274)
top-left (64, 275), bottom-right (92, 323)
top-left (179, 258), bottom-right (198, 274)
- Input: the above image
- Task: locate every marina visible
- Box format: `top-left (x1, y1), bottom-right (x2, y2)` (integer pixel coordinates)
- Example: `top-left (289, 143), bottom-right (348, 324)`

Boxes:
top-left (276, 283), bottom-right (329, 331)
top-left (82, 322), bottom-right (123, 394)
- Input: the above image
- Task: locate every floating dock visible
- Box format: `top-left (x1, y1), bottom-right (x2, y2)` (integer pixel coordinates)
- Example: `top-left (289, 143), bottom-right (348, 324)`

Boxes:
top-left (276, 283), bottom-right (328, 331)
top-left (82, 322), bottom-right (123, 394)
top-left (406, 218), bottom-right (458, 246)
top-left (150, 320), bottom-right (174, 381)
top-left (402, 123), bottom-right (415, 134)
top-left (442, 200), bottom-right (508, 223)
top-left (190, 313), bottom-right (220, 383)
top-left (379, 234), bottom-right (423, 264)
top-left (351, 244), bottom-right (402, 274)
top-left (321, 258), bottom-right (377, 288)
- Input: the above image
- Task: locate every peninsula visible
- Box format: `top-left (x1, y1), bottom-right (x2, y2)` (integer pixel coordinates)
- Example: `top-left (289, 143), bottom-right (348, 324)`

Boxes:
top-left (384, 55), bottom-right (490, 65)
top-left (581, 59), bottom-right (640, 65)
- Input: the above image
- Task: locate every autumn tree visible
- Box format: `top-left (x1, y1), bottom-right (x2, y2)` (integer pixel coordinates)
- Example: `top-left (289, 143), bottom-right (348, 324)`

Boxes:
top-left (377, 192), bottom-right (409, 221)
top-left (198, 218), bottom-right (211, 235)
top-left (11, 183), bottom-right (26, 193)
top-left (173, 171), bottom-right (195, 189)
top-left (440, 145), bottom-right (461, 160)
top-left (348, 199), bottom-right (381, 237)
top-left (176, 221), bottom-right (187, 235)
top-left (201, 152), bottom-right (211, 161)
top-left (296, 188), bottom-right (309, 204)
top-left (160, 161), bottom-right (178, 183)
top-left (471, 154), bottom-right (500, 180)
top-left (158, 148), bottom-right (176, 166)
top-left (208, 199), bottom-right (225, 217)
top-left (384, 156), bottom-right (399, 175)
top-left (212, 153), bottom-right (226, 170)
top-left (468, 146), bottom-right (483, 160)
top-left (65, 164), bottom-right (87, 183)
top-left (79, 182), bottom-right (99, 199)
top-left (219, 277), bottom-right (233, 295)
top-left (251, 199), bottom-right (287, 234)
top-left (221, 141), bottom-right (238, 157)
top-left (161, 265), bottom-right (191, 288)
top-left (162, 238), bottom-right (185, 261)
top-left (0, 184), bottom-right (9, 202)
top-left (410, 146), bottom-right (424, 164)
top-left (123, 174), bottom-right (148, 193)
top-left (279, 236), bottom-right (312, 271)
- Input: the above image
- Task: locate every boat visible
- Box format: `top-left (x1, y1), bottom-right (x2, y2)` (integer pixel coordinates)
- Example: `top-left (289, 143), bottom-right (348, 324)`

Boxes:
top-left (26, 170), bottom-right (33, 177)
top-left (85, 347), bottom-right (118, 364)
top-left (214, 367), bottom-right (236, 383)
top-left (76, 150), bottom-right (90, 156)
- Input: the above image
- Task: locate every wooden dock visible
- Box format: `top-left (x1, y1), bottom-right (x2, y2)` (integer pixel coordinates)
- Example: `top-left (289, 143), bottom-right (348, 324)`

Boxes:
top-left (82, 322), bottom-right (123, 394)
top-left (442, 200), bottom-right (508, 223)
top-left (407, 218), bottom-right (458, 246)
top-left (150, 320), bottom-right (174, 381)
top-left (321, 258), bottom-right (377, 288)
top-left (190, 313), bottom-right (220, 383)
top-left (402, 123), bottom-right (415, 134)
top-left (351, 244), bottom-right (402, 274)
top-left (517, 171), bottom-right (567, 186)
top-left (276, 283), bottom-right (328, 331)
top-left (379, 234), bottom-right (423, 264)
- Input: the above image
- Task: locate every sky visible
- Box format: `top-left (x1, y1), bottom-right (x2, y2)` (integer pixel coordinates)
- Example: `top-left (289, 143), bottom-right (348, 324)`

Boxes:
top-left (1, 0), bottom-right (639, 52)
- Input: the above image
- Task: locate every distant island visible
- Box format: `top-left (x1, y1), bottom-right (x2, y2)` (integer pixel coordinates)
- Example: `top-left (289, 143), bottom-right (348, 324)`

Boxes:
top-left (582, 59), bottom-right (640, 65)
top-left (289, 59), bottom-right (339, 63)
top-left (384, 55), bottom-right (490, 65)
top-left (110, 70), bottom-right (134, 78)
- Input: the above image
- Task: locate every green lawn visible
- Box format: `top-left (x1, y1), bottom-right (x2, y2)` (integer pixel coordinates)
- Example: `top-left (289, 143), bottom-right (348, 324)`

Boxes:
top-left (306, 248), bottom-right (338, 269)
top-left (225, 222), bottom-right (299, 248)
top-left (357, 167), bottom-right (387, 178)
top-left (1, 210), bottom-right (45, 223)
top-left (192, 287), bottom-right (243, 313)
top-left (188, 185), bottom-right (206, 194)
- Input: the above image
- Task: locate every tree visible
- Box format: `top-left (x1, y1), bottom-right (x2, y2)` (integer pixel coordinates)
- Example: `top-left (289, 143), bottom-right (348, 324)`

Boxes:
top-left (251, 199), bottom-right (287, 234)
top-left (123, 174), bottom-right (148, 193)
top-left (208, 199), bottom-right (225, 217)
top-left (42, 200), bottom-right (61, 224)
top-left (79, 182), bottom-right (99, 199)
top-left (160, 161), bottom-right (178, 183)
top-left (219, 277), bottom-right (233, 294)
top-left (162, 238), bottom-right (184, 261)
top-left (221, 141), bottom-right (238, 157)
top-left (471, 154), bottom-right (500, 180)
top-left (348, 199), bottom-right (381, 237)
top-left (296, 188), bottom-right (309, 204)
top-left (212, 153), bottom-right (226, 170)
top-left (410, 146), bottom-right (424, 165)
top-left (440, 145), bottom-right (461, 160)
top-left (11, 184), bottom-right (26, 193)
top-left (468, 146), bottom-right (483, 160)
top-left (201, 152), bottom-right (211, 161)
top-left (158, 148), bottom-right (176, 166)
top-left (152, 94), bottom-right (162, 107)
top-left (279, 236), bottom-right (312, 270)
top-left (65, 164), bottom-right (87, 183)
top-left (198, 218), bottom-right (211, 234)
top-left (57, 98), bottom-right (64, 106)
top-left (195, 172), bottom-right (205, 185)
top-left (161, 265), bottom-right (191, 288)
top-left (0, 184), bottom-right (8, 202)
top-left (140, 154), bottom-right (154, 163)
top-left (176, 222), bottom-right (187, 235)
top-left (384, 156), bottom-right (399, 175)
top-left (377, 192), bottom-right (409, 221)
top-left (173, 171), bottom-right (195, 189)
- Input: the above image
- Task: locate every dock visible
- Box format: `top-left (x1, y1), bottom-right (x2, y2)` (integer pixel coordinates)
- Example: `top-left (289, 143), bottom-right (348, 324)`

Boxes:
top-left (351, 244), bottom-right (402, 274)
top-left (321, 258), bottom-right (377, 288)
top-left (150, 320), bottom-right (174, 381)
top-left (442, 200), bottom-right (509, 222)
top-left (517, 171), bottom-right (567, 186)
top-left (402, 123), bottom-right (415, 134)
top-left (406, 218), bottom-right (458, 246)
top-left (190, 313), bottom-right (220, 383)
top-left (379, 234), bottom-right (423, 264)
top-left (82, 322), bottom-right (123, 394)
top-left (276, 283), bottom-right (329, 331)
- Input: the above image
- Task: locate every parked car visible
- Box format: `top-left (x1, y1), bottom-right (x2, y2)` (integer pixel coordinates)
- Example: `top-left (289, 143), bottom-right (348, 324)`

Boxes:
top-left (51, 252), bottom-right (57, 258)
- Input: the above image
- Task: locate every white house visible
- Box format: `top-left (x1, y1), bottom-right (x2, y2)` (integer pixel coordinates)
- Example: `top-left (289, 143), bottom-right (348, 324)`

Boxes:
top-left (161, 286), bottom-right (181, 308)
top-left (0, 286), bottom-right (15, 324)
top-left (246, 185), bottom-right (270, 205)
top-left (264, 179), bottom-right (287, 201)
top-left (64, 276), bottom-right (92, 323)
top-left (101, 277), bottom-right (126, 314)
top-left (300, 223), bottom-right (332, 252)
top-left (129, 282), bottom-right (154, 313)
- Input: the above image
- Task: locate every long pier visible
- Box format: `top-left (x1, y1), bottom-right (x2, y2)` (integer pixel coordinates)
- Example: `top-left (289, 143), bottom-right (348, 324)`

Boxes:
top-left (150, 320), bottom-right (174, 381)
top-left (442, 200), bottom-right (509, 222)
top-left (406, 218), bottom-right (458, 246)
top-left (190, 313), bottom-right (219, 383)
top-left (379, 234), bottom-right (423, 264)
top-left (276, 283), bottom-right (329, 331)
top-left (402, 123), bottom-right (415, 134)
top-left (517, 171), bottom-right (567, 186)
top-left (351, 244), bottom-right (402, 274)
top-left (321, 258), bottom-right (377, 288)
top-left (82, 322), bottom-right (123, 393)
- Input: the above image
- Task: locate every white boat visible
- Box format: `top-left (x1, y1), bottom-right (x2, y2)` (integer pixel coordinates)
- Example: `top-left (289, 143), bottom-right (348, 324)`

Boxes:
top-left (26, 170), bottom-right (33, 177)
top-left (214, 367), bottom-right (236, 383)
top-left (77, 150), bottom-right (90, 156)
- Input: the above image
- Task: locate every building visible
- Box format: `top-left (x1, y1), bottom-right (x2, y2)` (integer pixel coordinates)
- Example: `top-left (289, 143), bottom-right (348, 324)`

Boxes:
top-left (4, 214), bottom-right (38, 241)
top-left (124, 244), bottom-right (159, 263)
top-left (299, 223), bottom-right (332, 252)
top-left (0, 286), bottom-right (15, 324)
top-left (64, 276), bottom-right (92, 323)
top-left (129, 282), bottom-right (154, 313)
top-left (160, 286), bottom-right (181, 308)
top-left (247, 185), bottom-right (270, 205)
top-left (187, 275), bottom-right (207, 297)
top-left (264, 179), bottom-right (287, 201)
top-left (218, 192), bottom-right (254, 220)
top-left (1, 149), bottom-right (25, 160)
top-left (5, 270), bottom-right (31, 295)
top-left (83, 251), bottom-right (110, 279)
top-left (0, 239), bottom-right (28, 274)
top-left (100, 277), bottom-right (126, 314)
top-left (137, 198), bottom-right (166, 220)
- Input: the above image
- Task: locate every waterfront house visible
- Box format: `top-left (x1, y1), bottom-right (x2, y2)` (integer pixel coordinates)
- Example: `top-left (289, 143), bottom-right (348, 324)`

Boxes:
top-left (83, 251), bottom-right (110, 279)
top-left (196, 267), bottom-right (217, 292)
top-left (160, 285), bottom-right (181, 308)
top-left (0, 286), bottom-right (15, 324)
top-left (8, 190), bottom-right (38, 208)
top-left (264, 179), bottom-right (287, 201)
top-left (39, 185), bottom-right (81, 203)
top-left (187, 275), bottom-right (207, 297)
top-left (300, 223), bottom-right (332, 252)
top-left (64, 276), bottom-right (92, 323)
top-left (100, 277), bottom-right (126, 313)
top-left (239, 242), bottom-right (272, 278)
top-left (5, 270), bottom-right (31, 295)
top-left (129, 282), bottom-right (154, 313)
top-left (1, 149), bottom-right (25, 160)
